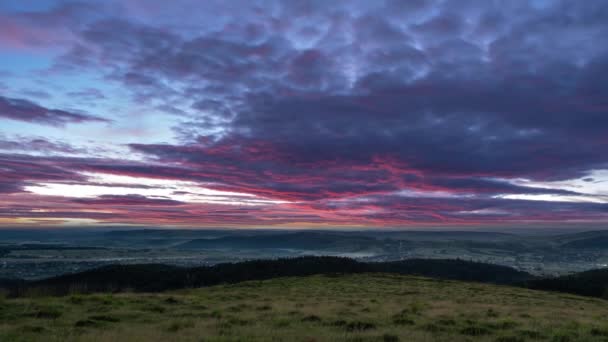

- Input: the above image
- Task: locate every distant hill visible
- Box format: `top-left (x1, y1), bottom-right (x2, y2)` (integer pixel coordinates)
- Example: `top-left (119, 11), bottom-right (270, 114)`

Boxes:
top-left (561, 236), bottom-right (608, 249)
top-left (103, 229), bottom-right (235, 239)
top-left (527, 268), bottom-right (608, 298)
top-left (175, 232), bottom-right (380, 250)
top-left (367, 230), bottom-right (516, 241)
top-left (554, 230), bottom-right (608, 242)
top-left (547, 230), bottom-right (608, 249)
top-left (5, 255), bottom-right (608, 301)
top-left (3, 257), bottom-right (535, 296)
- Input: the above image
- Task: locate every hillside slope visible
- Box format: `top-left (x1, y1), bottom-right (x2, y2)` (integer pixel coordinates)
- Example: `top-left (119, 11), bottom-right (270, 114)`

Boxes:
top-left (2, 274), bottom-right (608, 341)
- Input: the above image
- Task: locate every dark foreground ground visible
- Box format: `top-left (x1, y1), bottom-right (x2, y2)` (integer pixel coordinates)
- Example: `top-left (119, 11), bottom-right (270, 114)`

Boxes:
top-left (2, 273), bottom-right (608, 342)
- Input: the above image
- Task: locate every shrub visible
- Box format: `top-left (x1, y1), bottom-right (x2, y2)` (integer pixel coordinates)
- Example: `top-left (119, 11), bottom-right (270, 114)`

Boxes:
top-left (164, 297), bottom-right (180, 304)
top-left (301, 315), bottom-right (322, 322)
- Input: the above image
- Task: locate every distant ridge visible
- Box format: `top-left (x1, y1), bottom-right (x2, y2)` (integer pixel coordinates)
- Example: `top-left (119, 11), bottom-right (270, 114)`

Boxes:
top-left (527, 268), bottom-right (608, 298)
top-left (175, 232), bottom-right (379, 250)
top-left (555, 230), bottom-right (608, 249)
top-left (7, 256), bottom-right (608, 300)
top-left (562, 236), bottom-right (608, 249)
top-left (3, 257), bottom-right (533, 297)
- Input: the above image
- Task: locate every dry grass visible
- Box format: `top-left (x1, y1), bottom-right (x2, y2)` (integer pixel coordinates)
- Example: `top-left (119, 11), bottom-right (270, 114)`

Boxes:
top-left (1, 273), bottom-right (608, 341)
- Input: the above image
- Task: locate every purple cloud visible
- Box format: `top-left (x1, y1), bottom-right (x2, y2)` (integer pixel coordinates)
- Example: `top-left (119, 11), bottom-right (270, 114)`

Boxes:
top-left (0, 96), bottom-right (109, 126)
top-left (1, 1), bottom-right (608, 226)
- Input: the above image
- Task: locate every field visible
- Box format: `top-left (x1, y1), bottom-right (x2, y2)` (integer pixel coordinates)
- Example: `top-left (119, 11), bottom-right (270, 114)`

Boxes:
top-left (1, 274), bottom-right (608, 342)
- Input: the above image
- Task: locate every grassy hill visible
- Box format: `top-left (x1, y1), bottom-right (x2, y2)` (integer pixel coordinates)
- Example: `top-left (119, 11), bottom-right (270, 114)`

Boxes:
top-left (2, 273), bottom-right (608, 342)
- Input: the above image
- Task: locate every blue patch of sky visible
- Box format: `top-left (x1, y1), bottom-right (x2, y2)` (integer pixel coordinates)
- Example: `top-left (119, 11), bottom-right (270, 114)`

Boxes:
top-left (0, 0), bottom-right (58, 13)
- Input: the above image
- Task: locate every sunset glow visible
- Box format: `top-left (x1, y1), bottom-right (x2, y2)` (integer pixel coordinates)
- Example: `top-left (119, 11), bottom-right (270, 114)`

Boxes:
top-left (1, 0), bottom-right (608, 227)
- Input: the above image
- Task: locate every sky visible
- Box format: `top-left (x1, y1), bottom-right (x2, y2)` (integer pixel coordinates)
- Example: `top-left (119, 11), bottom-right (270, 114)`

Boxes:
top-left (1, 0), bottom-right (608, 228)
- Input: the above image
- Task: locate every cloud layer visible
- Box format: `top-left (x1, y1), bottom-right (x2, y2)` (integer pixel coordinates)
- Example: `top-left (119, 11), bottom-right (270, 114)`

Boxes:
top-left (1, 0), bottom-right (608, 227)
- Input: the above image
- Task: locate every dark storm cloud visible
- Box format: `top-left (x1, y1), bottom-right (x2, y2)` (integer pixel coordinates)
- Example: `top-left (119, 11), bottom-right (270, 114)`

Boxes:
top-left (0, 95), bottom-right (109, 126)
top-left (54, 1), bottom-right (608, 180)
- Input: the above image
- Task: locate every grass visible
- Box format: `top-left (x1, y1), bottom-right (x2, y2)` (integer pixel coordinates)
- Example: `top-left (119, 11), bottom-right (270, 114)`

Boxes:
top-left (1, 273), bottom-right (608, 341)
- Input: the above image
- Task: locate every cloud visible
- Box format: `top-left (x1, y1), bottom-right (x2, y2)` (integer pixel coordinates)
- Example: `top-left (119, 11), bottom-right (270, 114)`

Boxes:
top-left (0, 2), bottom-right (105, 50)
top-left (0, 181), bottom-right (22, 194)
top-left (52, 1), bottom-right (608, 179)
top-left (2, 0), bottom-right (608, 225)
top-left (72, 194), bottom-right (185, 206)
top-left (0, 96), bottom-right (109, 126)
top-left (67, 88), bottom-right (106, 101)
top-left (0, 136), bottom-right (84, 154)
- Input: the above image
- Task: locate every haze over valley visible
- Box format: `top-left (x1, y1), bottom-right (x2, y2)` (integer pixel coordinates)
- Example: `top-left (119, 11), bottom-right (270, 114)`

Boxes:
top-left (3, 228), bottom-right (608, 280)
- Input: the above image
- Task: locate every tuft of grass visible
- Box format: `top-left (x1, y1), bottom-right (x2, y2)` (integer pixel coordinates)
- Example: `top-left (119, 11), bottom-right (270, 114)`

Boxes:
top-left (495, 336), bottom-right (525, 342)
top-left (19, 325), bottom-right (45, 333)
top-left (24, 307), bottom-right (62, 319)
top-left (345, 321), bottom-right (376, 332)
top-left (89, 315), bottom-right (120, 323)
top-left (68, 295), bottom-right (85, 305)
top-left (142, 304), bottom-right (165, 313)
top-left (165, 320), bottom-right (194, 332)
top-left (590, 327), bottom-right (608, 336)
top-left (517, 329), bottom-right (546, 339)
top-left (436, 318), bottom-right (456, 326)
top-left (422, 322), bottom-right (447, 333)
top-left (273, 318), bottom-right (291, 328)
top-left (301, 315), bottom-right (322, 323)
top-left (393, 317), bottom-right (415, 325)
top-left (74, 319), bottom-right (101, 328)
top-left (163, 297), bottom-right (180, 305)
top-left (460, 324), bottom-right (492, 336)
top-left (382, 333), bottom-right (400, 342)
top-left (486, 308), bottom-right (500, 318)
